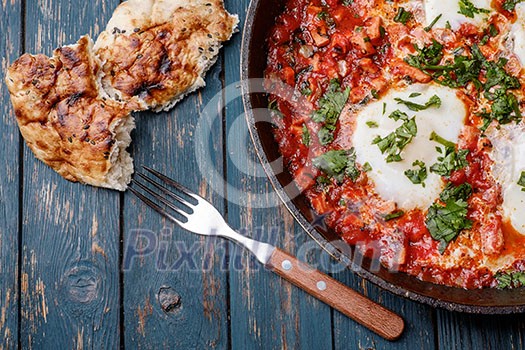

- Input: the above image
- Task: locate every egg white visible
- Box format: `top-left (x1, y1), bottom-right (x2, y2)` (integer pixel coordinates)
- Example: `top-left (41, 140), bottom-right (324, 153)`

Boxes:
top-left (352, 83), bottom-right (467, 210)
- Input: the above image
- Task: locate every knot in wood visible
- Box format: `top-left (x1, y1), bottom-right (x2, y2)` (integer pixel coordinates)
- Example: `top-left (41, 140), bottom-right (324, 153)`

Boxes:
top-left (62, 262), bottom-right (100, 304)
top-left (158, 286), bottom-right (181, 313)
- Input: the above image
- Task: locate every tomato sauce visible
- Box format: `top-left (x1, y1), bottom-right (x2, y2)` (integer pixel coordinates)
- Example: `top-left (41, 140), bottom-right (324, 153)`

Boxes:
top-left (265, 0), bottom-right (525, 288)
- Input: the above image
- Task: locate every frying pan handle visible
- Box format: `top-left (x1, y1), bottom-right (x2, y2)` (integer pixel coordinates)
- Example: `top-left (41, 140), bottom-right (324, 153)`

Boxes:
top-left (266, 248), bottom-right (405, 341)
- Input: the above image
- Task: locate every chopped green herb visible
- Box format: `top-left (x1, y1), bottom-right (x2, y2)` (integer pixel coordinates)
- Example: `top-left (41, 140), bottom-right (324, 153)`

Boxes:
top-left (518, 171), bottom-right (525, 191)
top-left (431, 149), bottom-right (469, 177)
top-left (268, 99), bottom-right (283, 118)
top-left (312, 148), bottom-right (360, 183)
top-left (404, 39), bottom-right (444, 71)
top-left (503, 0), bottom-right (524, 11)
top-left (429, 132), bottom-right (469, 177)
top-left (302, 124), bottom-right (310, 146)
top-left (301, 87), bottom-right (312, 96)
top-left (446, 21), bottom-right (452, 29)
top-left (373, 112), bottom-right (417, 163)
top-left (382, 102), bottom-right (387, 115)
top-left (458, 0), bottom-right (490, 18)
top-left (362, 162), bottom-right (372, 172)
top-left (404, 160), bottom-right (428, 187)
top-left (384, 210), bottom-right (405, 221)
top-left (409, 92), bottom-right (422, 98)
top-left (363, 36), bottom-right (371, 43)
top-left (317, 11), bottom-right (329, 20)
top-left (430, 131), bottom-right (456, 148)
top-left (424, 14), bottom-right (442, 31)
top-left (488, 23), bottom-right (499, 37)
top-left (439, 182), bottom-right (472, 202)
top-left (481, 89), bottom-right (522, 130)
top-left (317, 176), bottom-right (331, 186)
top-left (318, 126), bottom-right (334, 145)
top-left (495, 270), bottom-right (525, 288)
top-left (342, 0), bottom-right (353, 6)
top-left (366, 120), bottom-right (379, 128)
top-left (312, 79), bottom-right (350, 145)
top-left (394, 7), bottom-right (412, 24)
top-left (426, 198), bottom-right (472, 253)
top-left (395, 94), bottom-right (441, 111)
top-left (406, 42), bottom-right (483, 89)
top-left (425, 183), bottom-right (473, 253)
top-left (388, 109), bottom-right (410, 121)
top-left (379, 25), bottom-right (386, 37)
top-left (483, 55), bottom-right (521, 91)
top-left (371, 89), bottom-right (379, 99)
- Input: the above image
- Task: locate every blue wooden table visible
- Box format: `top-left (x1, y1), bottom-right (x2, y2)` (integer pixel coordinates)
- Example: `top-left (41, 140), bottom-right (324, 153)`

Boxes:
top-left (1, 0), bottom-right (525, 349)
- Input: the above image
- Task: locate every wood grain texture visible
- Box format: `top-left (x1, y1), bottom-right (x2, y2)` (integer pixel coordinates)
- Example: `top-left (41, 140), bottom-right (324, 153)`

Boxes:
top-left (20, 0), bottom-right (121, 348)
top-left (0, 0), bottom-right (21, 348)
top-left (121, 53), bottom-right (229, 349)
top-left (331, 271), bottom-right (436, 350)
top-left (436, 310), bottom-right (525, 349)
top-left (225, 1), bottom-right (333, 349)
top-left (2, 1), bottom-right (525, 349)
top-left (268, 248), bottom-right (404, 341)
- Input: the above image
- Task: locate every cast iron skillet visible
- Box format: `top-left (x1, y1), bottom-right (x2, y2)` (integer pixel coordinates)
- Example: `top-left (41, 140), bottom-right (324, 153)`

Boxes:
top-left (240, 0), bottom-right (525, 313)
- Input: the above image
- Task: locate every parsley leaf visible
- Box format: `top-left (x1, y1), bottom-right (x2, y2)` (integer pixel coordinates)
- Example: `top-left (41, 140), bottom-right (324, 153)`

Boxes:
top-left (483, 56), bottom-right (521, 91)
top-left (384, 210), bottom-right (405, 221)
top-left (302, 124), bottom-right (310, 146)
top-left (503, 0), bottom-right (524, 11)
top-left (495, 270), bottom-right (525, 289)
top-left (366, 120), bottom-right (379, 128)
top-left (518, 171), bottom-right (525, 191)
top-left (268, 99), bottom-right (283, 118)
top-left (312, 148), bottom-right (360, 183)
top-left (424, 14), bottom-right (442, 31)
top-left (373, 111), bottom-right (417, 162)
top-left (394, 94), bottom-right (441, 111)
top-left (362, 162), bottom-right (372, 172)
top-left (426, 199), bottom-right (472, 253)
top-left (481, 89), bottom-right (522, 130)
top-left (458, 0), bottom-right (490, 18)
top-left (439, 182), bottom-right (473, 202)
top-left (429, 132), bottom-right (469, 177)
top-left (404, 42), bottom-right (484, 89)
top-left (429, 131), bottom-right (456, 148)
top-left (405, 39), bottom-right (444, 69)
top-left (404, 160), bottom-right (428, 187)
top-left (394, 7), bottom-right (412, 24)
top-left (426, 183), bottom-right (473, 253)
top-left (312, 79), bottom-right (350, 145)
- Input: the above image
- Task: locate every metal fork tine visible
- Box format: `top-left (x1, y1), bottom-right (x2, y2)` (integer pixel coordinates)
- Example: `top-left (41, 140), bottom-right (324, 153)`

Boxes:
top-left (131, 179), bottom-right (189, 217)
top-left (136, 172), bottom-right (192, 209)
top-left (142, 166), bottom-right (197, 199)
top-left (128, 186), bottom-right (186, 226)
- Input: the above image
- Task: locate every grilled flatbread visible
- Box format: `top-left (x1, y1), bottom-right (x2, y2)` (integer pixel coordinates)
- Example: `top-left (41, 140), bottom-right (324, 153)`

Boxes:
top-left (5, 0), bottom-right (238, 190)
top-left (94, 0), bottom-right (239, 111)
top-left (5, 36), bottom-right (136, 191)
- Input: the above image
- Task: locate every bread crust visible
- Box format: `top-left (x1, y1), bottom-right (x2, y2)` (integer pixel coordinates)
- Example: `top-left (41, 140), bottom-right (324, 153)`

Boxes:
top-left (5, 36), bottom-right (135, 190)
top-left (94, 0), bottom-right (239, 111)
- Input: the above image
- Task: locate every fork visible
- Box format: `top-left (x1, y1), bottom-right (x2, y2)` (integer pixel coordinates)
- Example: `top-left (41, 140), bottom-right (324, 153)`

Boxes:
top-left (129, 166), bottom-right (405, 341)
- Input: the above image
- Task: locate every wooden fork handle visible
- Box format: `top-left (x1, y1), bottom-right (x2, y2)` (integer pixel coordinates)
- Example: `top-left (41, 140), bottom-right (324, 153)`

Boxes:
top-left (266, 248), bottom-right (404, 341)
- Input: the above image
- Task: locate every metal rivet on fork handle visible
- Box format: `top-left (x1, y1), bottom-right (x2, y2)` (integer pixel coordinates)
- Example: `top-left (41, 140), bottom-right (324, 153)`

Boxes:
top-left (281, 260), bottom-right (292, 271)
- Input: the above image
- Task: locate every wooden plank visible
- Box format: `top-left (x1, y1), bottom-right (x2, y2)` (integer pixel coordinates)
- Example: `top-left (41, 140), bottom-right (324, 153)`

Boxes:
top-left (331, 272), bottom-right (435, 350)
top-left (120, 39), bottom-right (230, 350)
top-left (0, 0), bottom-right (22, 348)
top-left (436, 310), bottom-right (525, 349)
top-left (20, 0), bottom-right (121, 348)
top-left (224, 1), bottom-right (333, 349)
